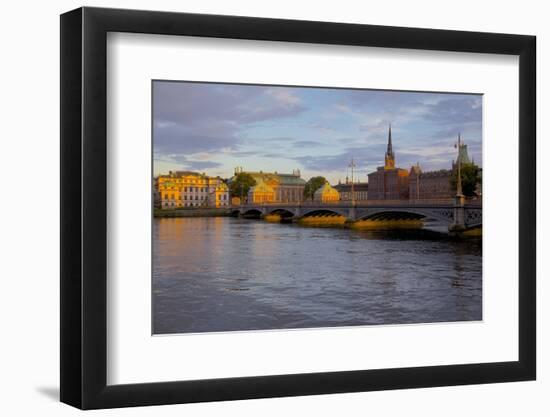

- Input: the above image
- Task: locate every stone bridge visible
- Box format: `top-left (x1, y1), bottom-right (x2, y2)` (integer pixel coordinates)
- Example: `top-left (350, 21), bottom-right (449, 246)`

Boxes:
top-left (233, 198), bottom-right (482, 232)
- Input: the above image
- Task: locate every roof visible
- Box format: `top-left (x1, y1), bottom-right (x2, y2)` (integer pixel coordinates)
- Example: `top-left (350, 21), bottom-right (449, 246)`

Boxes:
top-left (276, 173), bottom-right (307, 185)
top-left (173, 170), bottom-right (208, 177)
top-left (314, 182), bottom-right (340, 197)
top-left (231, 171), bottom-right (306, 186)
top-left (420, 169), bottom-right (452, 178)
top-left (249, 181), bottom-right (274, 193)
top-left (456, 144), bottom-right (471, 165)
top-left (334, 183), bottom-right (368, 192)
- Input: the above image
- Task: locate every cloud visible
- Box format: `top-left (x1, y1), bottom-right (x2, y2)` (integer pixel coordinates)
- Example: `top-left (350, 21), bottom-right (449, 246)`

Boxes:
top-left (153, 82), bottom-right (483, 178)
top-left (293, 143), bottom-right (384, 173)
top-left (293, 140), bottom-right (324, 147)
top-left (153, 82), bottom-right (307, 164)
top-left (154, 120), bottom-right (240, 155)
top-left (422, 96), bottom-right (482, 125)
top-left (335, 91), bottom-right (481, 133)
top-left (155, 153), bottom-right (223, 171)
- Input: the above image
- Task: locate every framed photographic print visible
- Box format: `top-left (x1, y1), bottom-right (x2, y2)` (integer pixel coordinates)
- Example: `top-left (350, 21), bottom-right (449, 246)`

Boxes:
top-left (60, 6), bottom-right (536, 409)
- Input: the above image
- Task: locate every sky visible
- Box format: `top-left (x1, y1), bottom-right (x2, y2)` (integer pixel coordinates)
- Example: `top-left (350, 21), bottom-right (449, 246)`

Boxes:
top-left (153, 81), bottom-right (482, 184)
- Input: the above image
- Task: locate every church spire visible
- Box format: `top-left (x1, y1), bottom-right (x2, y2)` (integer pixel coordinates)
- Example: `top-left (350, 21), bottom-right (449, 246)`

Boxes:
top-left (387, 123), bottom-right (393, 154)
top-left (384, 123), bottom-right (395, 170)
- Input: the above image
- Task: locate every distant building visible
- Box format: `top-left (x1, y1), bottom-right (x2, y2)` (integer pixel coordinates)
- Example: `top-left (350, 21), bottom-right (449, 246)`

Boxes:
top-left (153, 177), bottom-right (160, 208)
top-left (313, 182), bottom-right (340, 203)
top-left (367, 125), bottom-right (410, 200)
top-left (409, 165), bottom-right (453, 200)
top-left (408, 137), bottom-right (474, 200)
top-left (156, 171), bottom-right (229, 208)
top-left (334, 180), bottom-right (368, 201)
top-left (230, 168), bottom-right (306, 203)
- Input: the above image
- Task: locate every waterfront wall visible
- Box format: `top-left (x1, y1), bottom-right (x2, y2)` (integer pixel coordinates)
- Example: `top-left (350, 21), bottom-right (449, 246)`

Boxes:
top-left (154, 208), bottom-right (234, 218)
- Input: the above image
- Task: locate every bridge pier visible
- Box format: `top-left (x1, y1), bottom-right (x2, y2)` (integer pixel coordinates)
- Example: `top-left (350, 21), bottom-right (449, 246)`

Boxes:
top-left (348, 205), bottom-right (357, 222)
top-left (449, 195), bottom-right (466, 233)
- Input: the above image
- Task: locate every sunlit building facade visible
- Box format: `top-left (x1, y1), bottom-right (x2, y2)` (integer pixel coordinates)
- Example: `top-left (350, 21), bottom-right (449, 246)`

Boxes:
top-left (232, 168), bottom-right (306, 203)
top-left (367, 125), bottom-right (410, 200)
top-left (313, 182), bottom-right (340, 203)
top-left (156, 171), bottom-right (229, 208)
top-left (247, 182), bottom-right (275, 203)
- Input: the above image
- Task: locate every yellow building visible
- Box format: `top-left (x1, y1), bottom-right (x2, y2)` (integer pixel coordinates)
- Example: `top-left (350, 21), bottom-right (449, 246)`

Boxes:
top-left (247, 181), bottom-right (275, 203)
top-left (208, 182), bottom-right (230, 208)
top-left (156, 171), bottom-right (229, 208)
top-left (313, 182), bottom-right (340, 203)
top-left (232, 168), bottom-right (306, 203)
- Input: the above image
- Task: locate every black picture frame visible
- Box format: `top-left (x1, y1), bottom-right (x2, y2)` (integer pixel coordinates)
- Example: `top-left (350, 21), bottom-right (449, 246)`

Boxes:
top-left (60, 6), bottom-right (536, 410)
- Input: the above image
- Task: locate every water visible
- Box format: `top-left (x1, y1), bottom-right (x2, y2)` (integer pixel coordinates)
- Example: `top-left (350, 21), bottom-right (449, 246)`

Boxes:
top-left (153, 217), bottom-right (482, 334)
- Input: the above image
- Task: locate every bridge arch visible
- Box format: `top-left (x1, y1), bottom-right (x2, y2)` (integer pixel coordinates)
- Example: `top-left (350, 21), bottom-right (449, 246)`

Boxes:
top-left (358, 210), bottom-right (425, 222)
top-left (241, 208), bottom-right (263, 218)
top-left (301, 208), bottom-right (349, 218)
top-left (356, 207), bottom-right (454, 224)
top-left (266, 208), bottom-right (296, 218)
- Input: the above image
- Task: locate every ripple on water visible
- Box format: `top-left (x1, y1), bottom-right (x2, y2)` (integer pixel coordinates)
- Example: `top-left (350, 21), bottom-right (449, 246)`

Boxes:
top-left (153, 217), bottom-right (482, 334)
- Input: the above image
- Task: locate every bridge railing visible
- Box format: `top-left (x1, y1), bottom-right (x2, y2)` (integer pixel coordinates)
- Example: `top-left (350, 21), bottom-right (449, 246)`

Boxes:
top-left (236, 198), bottom-right (481, 209)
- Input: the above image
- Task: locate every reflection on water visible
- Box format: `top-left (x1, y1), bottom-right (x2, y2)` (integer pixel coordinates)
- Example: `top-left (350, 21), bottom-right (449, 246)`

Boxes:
top-left (153, 217), bottom-right (482, 334)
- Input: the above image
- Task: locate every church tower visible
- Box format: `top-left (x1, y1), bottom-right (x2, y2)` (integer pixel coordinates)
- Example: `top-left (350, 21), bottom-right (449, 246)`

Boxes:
top-left (384, 124), bottom-right (395, 170)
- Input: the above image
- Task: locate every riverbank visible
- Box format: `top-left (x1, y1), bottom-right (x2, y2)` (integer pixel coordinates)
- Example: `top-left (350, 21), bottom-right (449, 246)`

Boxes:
top-left (154, 208), bottom-right (234, 218)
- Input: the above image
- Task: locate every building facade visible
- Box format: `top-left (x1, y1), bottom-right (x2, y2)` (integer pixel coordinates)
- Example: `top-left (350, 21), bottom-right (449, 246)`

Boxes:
top-left (231, 168), bottom-right (306, 203)
top-left (408, 137), bottom-right (473, 200)
top-left (313, 182), bottom-right (340, 203)
top-left (156, 171), bottom-right (229, 208)
top-left (334, 180), bottom-right (368, 201)
top-left (247, 181), bottom-right (275, 203)
top-left (409, 166), bottom-right (453, 200)
top-left (367, 125), bottom-right (410, 200)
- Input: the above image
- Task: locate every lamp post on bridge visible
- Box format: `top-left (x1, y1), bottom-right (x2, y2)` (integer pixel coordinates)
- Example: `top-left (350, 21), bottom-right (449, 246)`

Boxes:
top-left (450, 133), bottom-right (466, 232)
top-left (348, 158), bottom-right (357, 221)
top-left (348, 158), bottom-right (356, 205)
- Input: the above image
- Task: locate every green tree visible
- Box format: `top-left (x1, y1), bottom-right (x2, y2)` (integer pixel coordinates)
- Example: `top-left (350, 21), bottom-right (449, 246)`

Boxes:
top-left (229, 173), bottom-right (256, 202)
top-left (303, 176), bottom-right (327, 201)
top-left (450, 163), bottom-right (481, 197)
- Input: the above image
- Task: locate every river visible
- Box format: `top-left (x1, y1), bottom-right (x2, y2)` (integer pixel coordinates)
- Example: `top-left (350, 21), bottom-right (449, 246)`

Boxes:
top-left (153, 217), bottom-right (482, 334)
